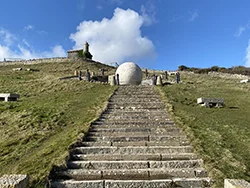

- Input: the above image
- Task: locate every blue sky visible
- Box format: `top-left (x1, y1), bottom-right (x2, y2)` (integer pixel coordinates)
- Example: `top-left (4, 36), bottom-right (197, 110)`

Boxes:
top-left (1, 0), bottom-right (250, 70)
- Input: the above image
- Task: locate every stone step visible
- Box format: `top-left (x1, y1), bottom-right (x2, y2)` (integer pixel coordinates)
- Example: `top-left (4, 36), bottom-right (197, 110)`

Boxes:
top-left (108, 102), bottom-right (165, 107)
top-left (103, 109), bottom-right (169, 113)
top-left (72, 146), bottom-right (193, 155)
top-left (80, 140), bottom-right (190, 147)
top-left (51, 178), bottom-right (212, 188)
top-left (53, 168), bottom-right (207, 180)
top-left (70, 153), bottom-right (199, 161)
top-left (93, 120), bottom-right (174, 125)
top-left (109, 98), bottom-right (162, 102)
top-left (89, 127), bottom-right (181, 133)
top-left (98, 115), bottom-right (170, 120)
top-left (90, 123), bottom-right (175, 129)
top-left (101, 111), bottom-right (169, 116)
top-left (110, 92), bottom-right (159, 99)
top-left (86, 135), bottom-right (187, 142)
top-left (67, 160), bottom-right (203, 170)
top-left (87, 130), bottom-right (184, 137)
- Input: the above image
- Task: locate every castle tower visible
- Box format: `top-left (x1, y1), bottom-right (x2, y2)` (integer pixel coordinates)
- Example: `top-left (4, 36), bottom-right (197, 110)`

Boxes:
top-left (84, 42), bottom-right (89, 53)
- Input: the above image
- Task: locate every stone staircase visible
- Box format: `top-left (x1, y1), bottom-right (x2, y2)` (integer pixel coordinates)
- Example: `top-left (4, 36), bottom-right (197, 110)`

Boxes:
top-left (49, 85), bottom-right (211, 188)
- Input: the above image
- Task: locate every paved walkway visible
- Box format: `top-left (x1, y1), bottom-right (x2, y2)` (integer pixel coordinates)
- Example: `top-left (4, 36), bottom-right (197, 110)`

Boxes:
top-left (50, 85), bottom-right (211, 188)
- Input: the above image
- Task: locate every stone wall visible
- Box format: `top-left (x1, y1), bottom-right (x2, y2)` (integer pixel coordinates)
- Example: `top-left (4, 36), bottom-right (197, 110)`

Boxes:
top-left (0, 57), bottom-right (98, 66)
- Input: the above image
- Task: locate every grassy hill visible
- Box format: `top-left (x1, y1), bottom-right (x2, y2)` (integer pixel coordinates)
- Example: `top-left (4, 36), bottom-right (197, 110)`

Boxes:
top-left (0, 60), bottom-right (117, 187)
top-left (1, 61), bottom-right (250, 188)
top-left (159, 72), bottom-right (250, 187)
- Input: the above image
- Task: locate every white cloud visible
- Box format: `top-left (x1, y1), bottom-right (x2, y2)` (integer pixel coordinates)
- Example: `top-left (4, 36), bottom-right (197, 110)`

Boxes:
top-left (140, 1), bottom-right (157, 26)
top-left (234, 27), bottom-right (246, 37)
top-left (50, 45), bottom-right (67, 57)
top-left (234, 22), bottom-right (250, 37)
top-left (24, 25), bottom-right (34, 31)
top-left (96, 5), bottom-right (103, 10)
top-left (0, 27), bottom-right (66, 61)
top-left (188, 10), bottom-right (199, 22)
top-left (70, 8), bottom-right (156, 64)
top-left (0, 28), bottom-right (16, 46)
top-left (245, 39), bottom-right (250, 67)
top-left (0, 44), bottom-right (66, 61)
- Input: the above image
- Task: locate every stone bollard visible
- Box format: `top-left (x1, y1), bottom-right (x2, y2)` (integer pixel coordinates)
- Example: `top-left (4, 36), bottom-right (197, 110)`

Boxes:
top-left (74, 70), bottom-right (78, 76)
top-left (224, 179), bottom-right (250, 188)
top-left (0, 174), bottom-right (29, 188)
top-left (110, 75), bottom-right (116, 86)
top-left (156, 75), bottom-right (163, 86)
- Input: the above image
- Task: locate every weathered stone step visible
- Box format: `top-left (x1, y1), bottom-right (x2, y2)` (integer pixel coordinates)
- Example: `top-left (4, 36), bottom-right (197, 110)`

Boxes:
top-left (72, 146), bottom-right (193, 155)
top-left (71, 153), bottom-right (199, 161)
top-left (104, 109), bottom-right (169, 113)
top-left (93, 120), bottom-right (174, 125)
top-left (99, 115), bottom-right (170, 120)
top-left (89, 127), bottom-right (180, 133)
top-left (67, 160), bottom-right (203, 170)
top-left (86, 135), bottom-right (187, 142)
top-left (51, 178), bottom-right (212, 188)
top-left (87, 130), bottom-right (184, 137)
top-left (53, 168), bottom-right (207, 180)
top-left (114, 91), bottom-right (156, 94)
top-left (108, 102), bottom-right (165, 108)
top-left (101, 111), bottom-right (169, 116)
top-left (109, 98), bottom-right (161, 102)
top-left (90, 123), bottom-right (175, 129)
top-left (80, 140), bottom-right (189, 147)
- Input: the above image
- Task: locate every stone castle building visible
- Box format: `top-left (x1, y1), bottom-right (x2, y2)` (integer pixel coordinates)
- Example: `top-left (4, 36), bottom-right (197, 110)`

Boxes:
top-left (67, 42), bottom-right (93, 59)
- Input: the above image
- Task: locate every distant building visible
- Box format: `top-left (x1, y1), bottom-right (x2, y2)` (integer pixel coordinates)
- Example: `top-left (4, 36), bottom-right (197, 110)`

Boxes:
top-left (67, 42), bottom-right (93, 59)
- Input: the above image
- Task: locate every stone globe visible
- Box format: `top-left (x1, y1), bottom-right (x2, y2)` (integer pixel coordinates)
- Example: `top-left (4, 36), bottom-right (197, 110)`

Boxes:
top-left (115, 62), bottom-right (142, 85)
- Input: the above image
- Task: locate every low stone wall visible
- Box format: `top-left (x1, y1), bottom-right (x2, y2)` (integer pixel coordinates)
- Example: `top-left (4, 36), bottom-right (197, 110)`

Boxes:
top-left (0, 57), bottom-right (99, 67)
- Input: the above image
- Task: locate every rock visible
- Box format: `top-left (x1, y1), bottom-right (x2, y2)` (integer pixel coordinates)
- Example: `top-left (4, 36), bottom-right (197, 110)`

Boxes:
top-left (12, 68), bottom-right (22, 71)
top-left (0, 174), bottom-right (29, 188)
top-left (240, 79), bottom-right (249, 83)
top-left (115, 62), bottom-right (142, 85)
top-left (224, 179), bottom-right (250, 188)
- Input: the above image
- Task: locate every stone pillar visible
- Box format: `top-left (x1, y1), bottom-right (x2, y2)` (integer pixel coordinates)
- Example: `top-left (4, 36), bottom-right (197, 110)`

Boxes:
top-left (109, 75), bottom-right (116, 86)
top-left (74, 70), bottom-right (78, 76)
top-left (156, 75), bottom-right (163, 86)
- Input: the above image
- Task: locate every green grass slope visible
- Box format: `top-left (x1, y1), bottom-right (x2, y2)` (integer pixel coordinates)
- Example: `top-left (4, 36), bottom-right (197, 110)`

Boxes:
top-left (0, 60), bottom-right (117, 187)
top-left (159, 72), bottom-right (250, 187)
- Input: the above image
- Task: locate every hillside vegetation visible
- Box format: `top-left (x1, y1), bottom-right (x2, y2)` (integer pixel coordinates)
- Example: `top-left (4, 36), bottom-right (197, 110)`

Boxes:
top-left (159, 72), bottom-right (250, 187)
top-left (0, 60), bottom-right (117, 187)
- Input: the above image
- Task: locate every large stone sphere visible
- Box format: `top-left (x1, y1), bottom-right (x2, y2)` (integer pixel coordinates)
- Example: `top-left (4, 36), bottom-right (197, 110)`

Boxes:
top-left (115, 62), bottom-right (142, 85)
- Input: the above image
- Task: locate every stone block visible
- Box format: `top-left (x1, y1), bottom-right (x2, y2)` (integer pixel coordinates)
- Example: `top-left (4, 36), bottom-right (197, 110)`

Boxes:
top-left (224, 179), bottom-right (250, 188)
top-left (173, 178), bottom-right (211, 188)
top-left (197, 97), bottom-right (224, 105)
top-left (0, 93), bottom-right (20, 102)
top-left (0, 174), bottom-right (29, 188)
